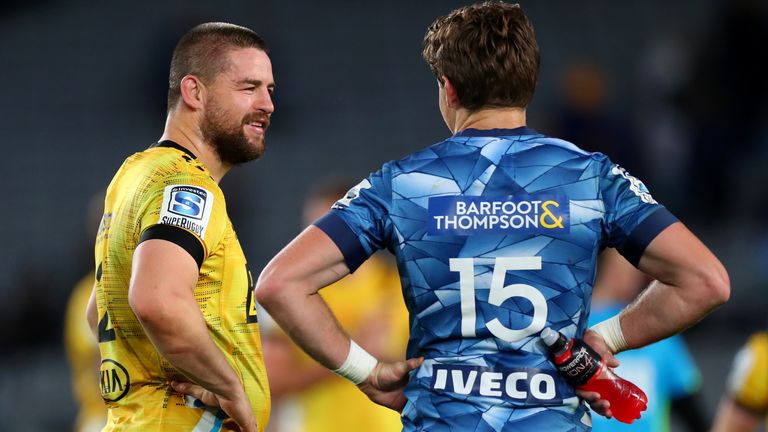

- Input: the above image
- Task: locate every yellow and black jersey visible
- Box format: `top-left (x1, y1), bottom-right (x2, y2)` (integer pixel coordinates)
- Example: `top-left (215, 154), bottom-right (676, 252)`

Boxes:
top-left (94, 141), bottom-right (269, 431)
top-left (726, 331), bottom-right (768, 421)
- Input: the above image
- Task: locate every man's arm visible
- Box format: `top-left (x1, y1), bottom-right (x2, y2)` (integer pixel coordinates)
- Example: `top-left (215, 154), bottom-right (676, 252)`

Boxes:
top-left (711, 398), bottom-right (763, 432)
top-left (129, 239), bottom-right (257, 432)
top-left (581, 222), bottom-right (729, 419)
top-left (255, 225), bottom-right (421, 411)
top-left (613, 222), bottom-right (730, 350)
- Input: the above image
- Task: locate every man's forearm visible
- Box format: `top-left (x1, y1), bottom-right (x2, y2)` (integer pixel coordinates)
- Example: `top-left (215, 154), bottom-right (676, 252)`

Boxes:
top-left (610, 223), bottom-right (730, 351)
top-left (256, 226), bottom-right (361, 373)
top-left (138, 296), bottom-right (243, 398)
top-left (260, 285), bottom-right (353, 371)
top-left (619, 279), bottom-right (724, 349)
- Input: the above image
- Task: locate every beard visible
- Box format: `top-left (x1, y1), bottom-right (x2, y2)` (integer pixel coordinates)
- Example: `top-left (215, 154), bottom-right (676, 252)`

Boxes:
top-left (200, 99), bottom-right (268, 166)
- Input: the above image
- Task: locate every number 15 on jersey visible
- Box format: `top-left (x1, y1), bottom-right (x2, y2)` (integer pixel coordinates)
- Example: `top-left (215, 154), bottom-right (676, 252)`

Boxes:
top-left (450, 257), bottom-right (548, 343)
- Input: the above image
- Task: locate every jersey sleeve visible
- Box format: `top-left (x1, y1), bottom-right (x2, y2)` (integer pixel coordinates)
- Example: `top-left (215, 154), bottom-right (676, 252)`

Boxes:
top-left (136, 173), bottom-right (227, 269)
top-left (313, 165), bottom-right (393, 272)
top-left (598, 158), bottom-right (678, 266)
top-left (726, 332), bottom-right (768, 414)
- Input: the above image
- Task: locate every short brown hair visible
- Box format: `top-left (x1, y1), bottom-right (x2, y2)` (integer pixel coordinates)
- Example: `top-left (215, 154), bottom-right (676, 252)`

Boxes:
top-left (167, 22), bottom-right (268, 111)
top-left (422, 1), bottom-right (539, 111)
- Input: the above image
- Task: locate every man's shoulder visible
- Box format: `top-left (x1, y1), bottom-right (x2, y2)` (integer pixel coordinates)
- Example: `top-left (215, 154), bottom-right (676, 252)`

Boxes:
top-left (121, 146), bottom-right (219, 190)
top-left (386, 132), bottom-right (606, 176)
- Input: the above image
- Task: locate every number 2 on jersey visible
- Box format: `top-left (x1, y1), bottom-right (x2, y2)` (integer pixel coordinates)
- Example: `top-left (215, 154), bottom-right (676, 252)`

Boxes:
top-left (450, 257), bottom-right (547, 342)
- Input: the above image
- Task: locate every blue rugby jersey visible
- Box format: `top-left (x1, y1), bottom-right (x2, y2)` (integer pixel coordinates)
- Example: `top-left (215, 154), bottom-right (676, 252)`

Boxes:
top-left (315, 126), bottom-right (677, 431)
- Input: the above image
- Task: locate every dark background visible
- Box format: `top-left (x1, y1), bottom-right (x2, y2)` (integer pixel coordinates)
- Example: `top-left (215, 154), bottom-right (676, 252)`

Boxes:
top-left (1, 0), bottom-right (767, 430)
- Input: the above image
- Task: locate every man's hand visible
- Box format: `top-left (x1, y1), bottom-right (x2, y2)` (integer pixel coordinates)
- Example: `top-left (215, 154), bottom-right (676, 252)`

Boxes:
top-left (356, 357), bottom-right (424, 412)
top-left (170, 381), bottom-right (258, 432)
top-left (577, 330), bottom-right (621, 419)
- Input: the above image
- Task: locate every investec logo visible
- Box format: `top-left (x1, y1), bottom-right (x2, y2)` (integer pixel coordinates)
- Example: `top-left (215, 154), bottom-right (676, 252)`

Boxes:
top-left (427, 195), bottom-right (569, 235)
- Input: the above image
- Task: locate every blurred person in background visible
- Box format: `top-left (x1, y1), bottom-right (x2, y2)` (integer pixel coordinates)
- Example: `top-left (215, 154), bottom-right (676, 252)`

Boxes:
top-left (246, 2), bottom-right (730, 431)
top-left (263, 179), bottom-right (409, 432)
top-left (88, 22), bottom-right (274, 431)
top-left (711, 330), bottom-right (768, 432)
top-left (64, 191), bottom-right (107, 432)
top-left (589, 248), bottom-right (708, 432)
top-left (549, 62), bottom-right (641, 175)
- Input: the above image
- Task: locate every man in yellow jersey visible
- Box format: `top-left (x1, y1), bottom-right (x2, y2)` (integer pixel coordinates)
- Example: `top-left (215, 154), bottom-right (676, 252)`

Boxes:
top-left (67, 271), bottom-right (108, 432)
top-left (86, 22), bottom-right (275, 432)
top-left (711, 330), bottom-right (768, 432)
top-left (263, 180), bottom-right (409, 432)
top-left (65, 192), bottom-right (107, 432)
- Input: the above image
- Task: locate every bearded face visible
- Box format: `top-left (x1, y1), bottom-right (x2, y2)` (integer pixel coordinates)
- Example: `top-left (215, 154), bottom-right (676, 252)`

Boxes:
top-left (200, 95), bottom-right (270, 166)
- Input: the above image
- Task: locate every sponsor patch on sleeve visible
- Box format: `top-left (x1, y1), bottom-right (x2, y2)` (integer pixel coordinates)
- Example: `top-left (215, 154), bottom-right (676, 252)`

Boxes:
top-left (427, 195), bottom-right (569, 235)
top-left (332, 179), bottom-right (372, 209)
top-left (611, 165), bottom-right (657, 204)
top-left (158, 185), bottom-right (214, 239)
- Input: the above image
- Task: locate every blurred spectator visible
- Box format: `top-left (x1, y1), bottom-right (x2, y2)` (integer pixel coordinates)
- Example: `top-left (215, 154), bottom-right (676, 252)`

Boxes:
top-left (63, 191), bottom-right (107, 432)
top-left (549, 62), bottom-right (642, 175)
top-left (589, 248), bottom-right (708, 431)
top-left (263, 179), bottom-right (409, 432)
top-left (711, 330), bottom-right (768, 432)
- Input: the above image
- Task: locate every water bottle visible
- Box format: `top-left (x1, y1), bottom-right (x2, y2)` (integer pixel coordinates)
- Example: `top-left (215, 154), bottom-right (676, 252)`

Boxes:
top-left (540, 327), bottom-right (647, 424)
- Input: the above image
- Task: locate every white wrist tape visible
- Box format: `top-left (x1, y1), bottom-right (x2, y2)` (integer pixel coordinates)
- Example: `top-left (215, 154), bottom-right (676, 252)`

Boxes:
top-left (333, 340), bottom-right (378, 385)
top-left (590, 314), bottom-right (628, 354)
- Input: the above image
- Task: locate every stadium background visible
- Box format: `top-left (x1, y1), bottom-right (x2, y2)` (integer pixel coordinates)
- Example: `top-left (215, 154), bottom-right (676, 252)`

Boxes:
top-left (1, 0), bottom-right (766, 430)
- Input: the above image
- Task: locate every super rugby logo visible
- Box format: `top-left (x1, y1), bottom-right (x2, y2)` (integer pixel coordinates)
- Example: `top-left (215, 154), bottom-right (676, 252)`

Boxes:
top-left (159, 185), bottom-right (214, 238)
top-left (427, 195), bottom-right (570, 235)
top-left (168, 186), bottom-right (207, 219)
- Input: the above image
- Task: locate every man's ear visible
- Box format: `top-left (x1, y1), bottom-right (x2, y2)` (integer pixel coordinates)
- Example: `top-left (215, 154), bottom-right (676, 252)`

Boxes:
top-left (442, 76), bottom-right (460, 109)
top-left (179, 75), bottom-right (206, 110)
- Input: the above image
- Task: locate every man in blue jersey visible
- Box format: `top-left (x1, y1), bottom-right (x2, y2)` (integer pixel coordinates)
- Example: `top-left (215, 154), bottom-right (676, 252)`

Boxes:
top-left (176, 2), bottom-right (730, 430)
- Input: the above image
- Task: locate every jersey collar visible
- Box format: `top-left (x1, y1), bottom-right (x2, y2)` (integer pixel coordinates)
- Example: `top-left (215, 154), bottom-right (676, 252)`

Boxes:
top-left (151, 140), bottom-right (197, 159)
top-left (453, 126), bottom-right (540, 138)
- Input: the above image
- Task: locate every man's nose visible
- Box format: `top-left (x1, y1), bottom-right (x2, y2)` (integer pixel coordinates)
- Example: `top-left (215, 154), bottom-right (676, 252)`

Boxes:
top-left (254, 88), bottom-right (274, 114)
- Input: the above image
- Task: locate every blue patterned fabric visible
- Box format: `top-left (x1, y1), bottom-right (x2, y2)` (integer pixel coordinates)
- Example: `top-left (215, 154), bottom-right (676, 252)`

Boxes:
top-left (315, 126), bottom-right (676, 431)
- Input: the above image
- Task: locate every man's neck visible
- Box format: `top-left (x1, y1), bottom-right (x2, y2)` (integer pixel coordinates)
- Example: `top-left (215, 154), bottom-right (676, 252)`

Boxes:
top-left (451, 107), bottom-right (527, 134)
top-left (159, 114), bottom-right (229, 183)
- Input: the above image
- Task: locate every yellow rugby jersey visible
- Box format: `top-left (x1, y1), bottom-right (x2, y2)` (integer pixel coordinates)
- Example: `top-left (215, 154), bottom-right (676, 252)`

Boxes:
top-left (279, 254), bottom-right (409, 432)
top-left (94, 141), bottom-right (269, 431)
top-left (726, 331), bottom-right (768, 423)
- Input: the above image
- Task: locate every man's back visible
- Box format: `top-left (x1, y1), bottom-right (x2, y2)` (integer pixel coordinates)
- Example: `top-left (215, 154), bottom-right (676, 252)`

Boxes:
top-left (317, 126), bottom-right (675, 430)
top-left (94, 143), bottom-right (270, 430)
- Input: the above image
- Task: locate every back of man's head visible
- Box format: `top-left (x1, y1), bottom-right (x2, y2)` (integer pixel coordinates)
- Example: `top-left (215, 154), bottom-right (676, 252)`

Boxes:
top-left (167, 22), bottom-right (268, 111)
top-left (422, 1), bottom-right (539, 111)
